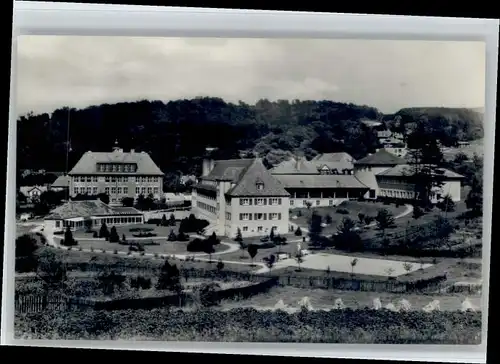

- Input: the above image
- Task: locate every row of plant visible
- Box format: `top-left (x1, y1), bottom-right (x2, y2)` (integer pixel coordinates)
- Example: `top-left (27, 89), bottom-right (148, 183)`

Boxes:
top-left (15, 308), bottom-right (481, 344)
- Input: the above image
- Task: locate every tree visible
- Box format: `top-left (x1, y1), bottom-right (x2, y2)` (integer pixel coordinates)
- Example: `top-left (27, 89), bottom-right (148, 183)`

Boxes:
top-left (403, 262), bottom-right (413, 275)
top-left (109, 226), bottom-right (120, 243)
top-left (324, 214), bottom-right (333, 225)
top-left (216, 259), bottom-right (224, 272)
top-left (62, 226), bottom-right (77, 246)
top-left (203, 240), bottom-right (216, 263)
top-left (207, 232), bottom-right (220, 246)
top-left (308, 211), bottom-right (323, 246)
top-left (375, 209), bottom-right (395, 238)
top-left (97, 270), bottom-right (126, 295)
top-left (121, 197), bottom-right (134, 207)
top-left (265, 254), bottom-right (276, 273)
top-left (167, 229), bottom-right (177, 241)
top-left (358, 213), bottom-right (365, 224)
top-left (247, 244), bottom-right (258, 266)
top-left (294, 226), bottom-right (302, 236)
top-left (350, 258), bottom-right (358, 276)
top-left (15, 234), bottom-right (39, 272)
top-left (96, 193), bottom-right (110, 205)
top-left (161, 214), bottom-right (167, 226)
top-left (156, 260), bottom-right (182, 292)
top-left (412, 205), bottom-right (425, 219)
top-left (169, 213), bottom-right (176, 226)
top-left (466, 174), bottom-right (483, 217)
top-left (234, 228), bottom-right (243, 242)
top-left (99, 222), bottom-right (109, 239)
top-left (437, 194), bottom-right (455, 213)
top-left (364, 216), bottom-right (375, 225)
top-left (333, 217), bottom-right (364, 252)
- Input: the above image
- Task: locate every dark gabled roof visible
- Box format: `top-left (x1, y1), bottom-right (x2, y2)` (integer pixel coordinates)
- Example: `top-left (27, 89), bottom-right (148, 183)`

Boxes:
top-left (273, 174), bottom-right (369, 189)
top-left (226, 159), bottom-right (290, 197)
top-left (354, 149), bottom-right (407, 166)
top-left (68, 150), bottom-right (163, 176)
top-left (377, 164), bottom-right (465, 179)
top-left (312, 152), bottom-right (354, 163)
top-left (270, 157), bottom-right (319, 175)
top-left (202, 159), bottom-right (254, 182)
top-left (51, 175), bottom-right (71, 188)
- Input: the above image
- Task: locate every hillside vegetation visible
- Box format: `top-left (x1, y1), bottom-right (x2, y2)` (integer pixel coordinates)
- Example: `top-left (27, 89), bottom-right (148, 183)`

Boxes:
top-left (17, 98), bottom-right (483, 181)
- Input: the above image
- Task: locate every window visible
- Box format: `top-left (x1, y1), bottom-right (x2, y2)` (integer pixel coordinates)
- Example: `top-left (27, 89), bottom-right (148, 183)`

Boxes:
top-left (136, 187), bottom-right (140, 194)
top-left (141, 187), bottom-right (146, 194)
top-left (329, 200), bottom-right (333, 206)
top-left (269, 198), bottom-right (282, 205)
top-left (256, 182), bottom-right (264, 190)
top-left (316, 200), bottom-right (320, 206)
top-left (105, 176), bottom-right (110, 182)
top-left (147, 187), bottom-right (152, 194)
top-left (124, 165), bottom-right (129, 172)
top-left (240, 213), bottom-right (251, 221)
top-left (86, 187), bottom-right (92, 194)
top-left (117, 187), bottom-right (122, 194)
top-left (73, 187), bottom-right (78, 195)
top-left (226, 213), bottom-right (231, 220)
top-left (111, 177), bottom-right (116, 182)
top-left (93, 187), bottom-right (98, 194)
top-left (105, 187), bottom-right (110, 194)
top-left (290, 200), bottom-right (294, 205)
top-left (254, 213), bottom-right (266, 221)
top-left (240, 198), bottom-right (251, 206)
top-left (242, 226), bottom-right (248, 232)
top-left (111, 187), bottom-right (117, 194)
top-left (255, 198), bottom-right (266, 205)
top-left (86, 176), bottom-right (91, 182)
top-left (257, 226), bottom-right (263, 232)
top-left (269, 213), bottom-right (279, 220)
top-left (153, 187), bottom-right (159, 194)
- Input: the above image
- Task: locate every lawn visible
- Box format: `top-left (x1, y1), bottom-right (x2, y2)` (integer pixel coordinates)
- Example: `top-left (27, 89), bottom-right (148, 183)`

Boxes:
top-left (219, 285), bottom-right (482, 312)
top-left (74, 223), bottom-right (181, 240)
top-left (291, 200), bottom-right (408, 235)
top-left (34, 246), bottom-right (254, 273)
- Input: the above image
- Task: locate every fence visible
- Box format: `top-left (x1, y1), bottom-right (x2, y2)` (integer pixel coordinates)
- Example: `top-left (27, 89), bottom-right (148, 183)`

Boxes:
top-left (15, 277), bottom-right (278, 312)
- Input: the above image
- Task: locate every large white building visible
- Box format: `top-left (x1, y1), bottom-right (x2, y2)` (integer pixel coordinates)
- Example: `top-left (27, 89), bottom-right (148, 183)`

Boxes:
top-left (270, 156), bottom-right (370, 208)
top-left (192, 157), bottom-right (291, 238)
top-left (67, 142), bottom-right (164, 205)
top-left (354, 149), bottom-right (465, 203)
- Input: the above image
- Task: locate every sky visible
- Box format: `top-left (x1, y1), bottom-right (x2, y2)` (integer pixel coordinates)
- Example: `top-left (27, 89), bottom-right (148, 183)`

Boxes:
top-left (15, 36), bottom-right (486, 115)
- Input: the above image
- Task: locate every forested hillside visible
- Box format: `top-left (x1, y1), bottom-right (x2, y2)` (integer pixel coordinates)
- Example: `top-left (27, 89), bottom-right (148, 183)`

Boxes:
top-left (17, 98), bottom-right (483, 180)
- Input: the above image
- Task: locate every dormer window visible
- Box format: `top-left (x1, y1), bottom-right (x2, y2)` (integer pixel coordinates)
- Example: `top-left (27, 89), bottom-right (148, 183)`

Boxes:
top-left (256, 182), bottom-right (264, 190)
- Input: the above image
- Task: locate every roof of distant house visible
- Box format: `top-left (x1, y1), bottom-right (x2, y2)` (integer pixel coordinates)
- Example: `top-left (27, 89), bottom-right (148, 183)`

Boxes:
top-left (354, 149), bottom-right (407, 166)
top-left (273, 174), bottom-right (369, 189)
top-left (376, 164), bottom-right (465, 179)
top-left (45, 200), bottom-right (142, 220)
top-left (68, 149), bottom-right (163, 176)
top-left (19, 185), bottom-right (47, 195)
top-left (270, 157), bottom-right (319, 175)
top-left (51, 175), bottom-right (71, 188)
top-left (311, 152), bottom-right (355, 172)
top-left (197, 158), bottom-right (290, 197)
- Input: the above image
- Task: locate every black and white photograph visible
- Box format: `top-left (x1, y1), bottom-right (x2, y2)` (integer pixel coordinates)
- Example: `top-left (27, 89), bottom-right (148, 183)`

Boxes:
top-left (9, 34), bottom-right (490, 345)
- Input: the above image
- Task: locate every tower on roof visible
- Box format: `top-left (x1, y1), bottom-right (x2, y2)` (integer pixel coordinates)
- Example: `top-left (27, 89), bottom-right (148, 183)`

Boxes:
top-left (112, 139), bottom-right (123, 153)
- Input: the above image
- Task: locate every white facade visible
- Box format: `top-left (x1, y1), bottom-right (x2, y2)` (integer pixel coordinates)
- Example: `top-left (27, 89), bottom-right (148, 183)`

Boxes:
top-left (193, 182), bottom-right (290, 238)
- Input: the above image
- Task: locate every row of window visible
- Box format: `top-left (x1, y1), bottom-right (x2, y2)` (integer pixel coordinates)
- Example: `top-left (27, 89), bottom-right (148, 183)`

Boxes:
top-left (197, 201), bottom-right (216, 214)
top-left (241, 225), bottom-right (278, 233)
top-left (73, 176), bottom-right (160, 183)
top-left (57, 216), bottom-right (143, 228)
top-left (380, 189), bottom-right (415, 199)
top-left (197, 191), bottom-right (217, 201)
top-left (73, 186), bottom-right (160, 195)
top-left (240, 198), bottom-right (283, 206)
top-left (290, 199), bottom-right (336, 206)
top-left (239, 213), bottom-right (282, 221)
top-left (96, 163), bottom-right (138, 173)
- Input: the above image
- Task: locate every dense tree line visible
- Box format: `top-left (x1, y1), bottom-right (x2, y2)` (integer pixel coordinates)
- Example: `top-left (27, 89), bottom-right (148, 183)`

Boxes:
top-left (17, 98), bottom-right (483, 180)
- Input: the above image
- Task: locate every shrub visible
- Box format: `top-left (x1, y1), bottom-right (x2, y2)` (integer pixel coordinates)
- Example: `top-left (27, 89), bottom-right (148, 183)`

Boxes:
top-left (113, 249), bottom-right (118, 254)
top-left (130, 275), bottom-right (152, 290)
top-left (93, 231), bottom-right (98, 238)
top-left (167, 230), bottom-right (177, 242)
top-left (294, 227), bottom-right (302, 236)
top-left (109, 226), bottom-right (120, 243)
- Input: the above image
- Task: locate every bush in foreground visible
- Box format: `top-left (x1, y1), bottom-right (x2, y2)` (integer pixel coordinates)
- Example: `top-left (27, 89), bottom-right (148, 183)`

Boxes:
top-left (15, 308), bottom-right (481, 344)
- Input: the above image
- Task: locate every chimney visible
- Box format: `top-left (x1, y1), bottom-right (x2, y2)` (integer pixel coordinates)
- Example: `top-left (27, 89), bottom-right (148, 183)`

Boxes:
top-left (202, 147), bottom-right (216, 177)
top-left (130, 149), bottom-right (135, 153)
